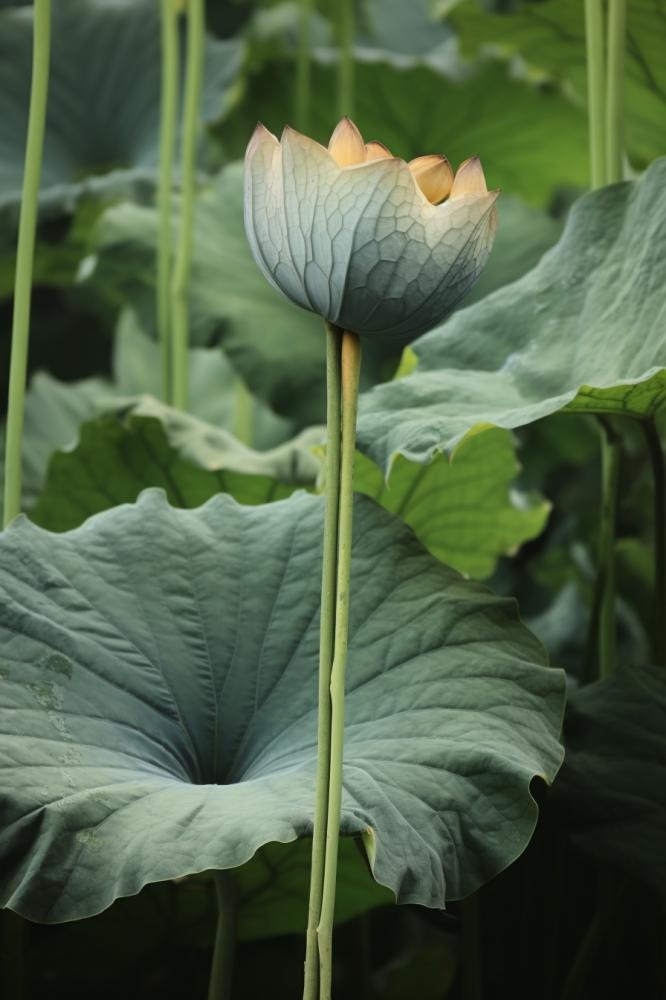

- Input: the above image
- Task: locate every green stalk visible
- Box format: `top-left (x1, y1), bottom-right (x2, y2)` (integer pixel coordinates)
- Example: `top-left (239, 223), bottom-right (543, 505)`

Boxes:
top-left (232, 376), bottom-right (254, 446)
top-left (170, 0), bottom-right (204, 412)
top-left (303, 323), bottom-right (342, 1000)
top-left (598, 419), bottom-right (620, 679)
top-left (2, 0), bottom-right (51, 528)
top-left (317, 330), bottom-right (362, 1000)
top-left (207, 870), bottom-right (236, 1000)
top-left (642, 419), bottom-right (666, 666)
top-left (584, 0), bottom-right (607, 189)
top-left (338, 0), bottom-right (355, 118)
top-left (156, 0), bottom-right (181, 404)
top-left (605, 0), bottom-right (626, 184)
top-left (296, 0), bottom-right (313, 131)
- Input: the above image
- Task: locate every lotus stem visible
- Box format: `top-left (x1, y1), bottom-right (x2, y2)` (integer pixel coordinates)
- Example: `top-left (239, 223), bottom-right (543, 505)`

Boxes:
top-left (156, 0), bottom-right (181, 404)
top-left (317, 330), bottom-right (361, 1000)
top-left (338, 0), bottom-right (355, 118)
top-left (3, 0), bottom-right (51, 528)
top-left (207, 870), bottom-right (236, 1000)
top-left (642, 418), bottom-right (666, 666)
top-left (461, 893), bottom-right (483, 1000)
top-left (303, 322), bottom-right (342, 1000)
top-left (296, 0), bottom-right (313, 132)
top-left (171, 0), bottom-right (205, 412)
top-left (597, 419), bottom-right (620, 679)
top-left (584, 0), bottom-right (607, 189)
top-left (605, 0), bottom-right (626, 184)
top-left (232, 376), bottom-right (254, 447)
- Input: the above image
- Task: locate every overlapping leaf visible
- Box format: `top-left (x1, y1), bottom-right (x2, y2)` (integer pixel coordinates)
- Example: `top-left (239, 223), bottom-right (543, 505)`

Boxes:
top-left (357, 158), bottom-right (666, 471)
top-left (0, 490), bottom-right (564, 921)
top-left (447, 0), bottom-right (666, 169)
top-left (0, 0), bottom-right (243, 220)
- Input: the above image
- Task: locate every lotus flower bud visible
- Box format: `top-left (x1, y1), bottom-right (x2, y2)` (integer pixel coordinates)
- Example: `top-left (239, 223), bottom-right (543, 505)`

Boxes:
top-left (244, 118), bottom-right (498, 342)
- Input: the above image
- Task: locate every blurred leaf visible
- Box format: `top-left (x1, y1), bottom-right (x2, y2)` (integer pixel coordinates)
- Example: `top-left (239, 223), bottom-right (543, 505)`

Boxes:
top-left (355, 427), bottom-right (550, 578)
top-left (30, 405), bottom-right (322, 531)
top-left (0, 0), bottom-right (243, 222)
top-left (0, 491), bottom-right (564, 921)
top-left (357, 159), bottom-right (666, 472)
top-left (223, 55), bottom-right (589, 204)
top-left (446, 0), bottom-right (666, 169)
top-left (551, 667), bottom-right (666, 899)
top-left (94, 165), bottom-right (329, 425)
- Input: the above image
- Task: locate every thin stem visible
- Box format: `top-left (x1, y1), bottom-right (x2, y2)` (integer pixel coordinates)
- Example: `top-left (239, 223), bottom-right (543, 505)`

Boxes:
top-left (207, 870), bottom-right (236, 1000)
top-left (317, 330), bottom-right (362, 1000)
top-left (156, 0), bottom-right (181, 404)
top-left (303, 323), bottom-right (342, 1000)
top-left (295, 0), bottom-right (312, 132)
top-left (338, 0), bottom-right (355, 118)
top-left (3, 0), bottom-right (51, 528)
top-left (171, 0), bottom-right (205, 412)
top-left (597, 419), bottom-right (621, 679)
top-left (642, 419), bottom-right (666, 666)
top-left (584, 0), bottom-right (607, 189)
top-left (605, 0), bottom-right (626, 184)
top-left (232, 376), bottom-right (254, 446)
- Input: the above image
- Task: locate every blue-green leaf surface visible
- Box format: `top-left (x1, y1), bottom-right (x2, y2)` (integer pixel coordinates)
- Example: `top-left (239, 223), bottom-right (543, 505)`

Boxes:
top-left (0, 491), bottom-right (564, 921)
top-left (357, 159), bottom-right (666, 471)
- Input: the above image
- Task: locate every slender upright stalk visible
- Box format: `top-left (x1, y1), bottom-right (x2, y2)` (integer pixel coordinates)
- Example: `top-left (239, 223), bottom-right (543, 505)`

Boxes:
top-left (295, 0), bottom-right (313, 132)
top-left (303, 323), bottom-right (343, 1000)
top-left (338, 0), bottom-right (355, 118)
top-left (598, 419), bottom-right (620, 679)
top-left (584, 0), bottom-right (607, 189)
top-left (207, 870), bottom-right (236, 1000)
top-left (156, 0), bottom-right (181, 404)
top-left (232, 376), bottom-right (254, 446)
top-left (2, 0), bottom-right (51, 528)
top-left (642, 418), bottom-right (666, 665)
top-left (317, 330), bottom-right (362, 1000)
top-left (171, 0), bottom-right (205, 411)
top-left (605, 0), bottom-right (626, 184)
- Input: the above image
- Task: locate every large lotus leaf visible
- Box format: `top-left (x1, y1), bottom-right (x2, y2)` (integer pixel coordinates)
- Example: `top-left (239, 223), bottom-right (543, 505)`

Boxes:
top-left (447, 0), bottom-right (666, 169)
top-left (0, 490), bottom-right (564, 921)
top-left (357, 158), bottom-right (666, 471)
top-left (221, 54), bottom-right (589, 205)
top-left (93, 164), bottom-right (329, 424)
top-left (355, 427), bottom-right (550, 579)
top-left (30, 406), bottom-right (322, 532)
top-left (0, 0), bottom-right (243, 221)
top-left (550, 667), bottom-right (666, 899)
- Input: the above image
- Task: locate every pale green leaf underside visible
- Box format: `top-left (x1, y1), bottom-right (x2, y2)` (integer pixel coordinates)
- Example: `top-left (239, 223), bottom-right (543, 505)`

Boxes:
top-left (0, 491), bottom-right (564, 922)
top-left (0, 0), bottom-right (243, 219)
top-left (29, 407), bottom-right (322, 532)
top-left (357, 159), bottom-right (666, 470)
top-left (355, 428), bottom-right (550, 579)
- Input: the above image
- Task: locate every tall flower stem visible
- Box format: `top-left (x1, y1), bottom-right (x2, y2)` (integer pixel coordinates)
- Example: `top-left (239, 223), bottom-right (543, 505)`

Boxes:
top-left (598, 418), bottom-right (620, 679)
top-left (303, 323), bottom-right (342, 1000)
top-left (317, 330), bottom-right (362, 1000)
top-left (171, 0), bottom-right (204, 412)
top-left (156, 0), bottom-right (181, 404)
top-left (2, 0), bottom-right (51, 528)
top-left (605, 0), bottom-right (626, 184)
top-left (642, 418), bottom-right (666, 665)
top-left (584, 0), bottom-right (607, 189)
top-left (338, 0), bottom-right (355, 118)
top-left (207, 870), bottom-right (236, 1000)
top-left (295, 0), bottom-right (312, 132)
